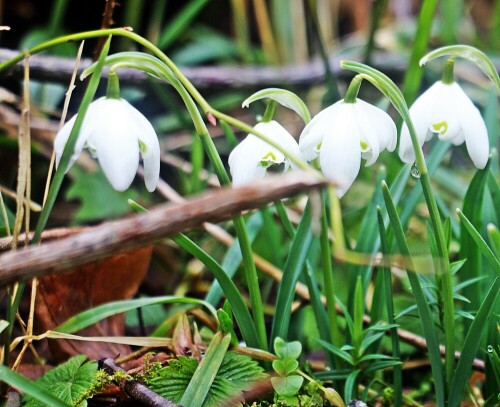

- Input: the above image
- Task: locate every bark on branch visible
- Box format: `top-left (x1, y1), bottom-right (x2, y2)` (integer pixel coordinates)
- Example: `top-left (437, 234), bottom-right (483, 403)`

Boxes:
top-left (0, 172), bottom-right (326, 286)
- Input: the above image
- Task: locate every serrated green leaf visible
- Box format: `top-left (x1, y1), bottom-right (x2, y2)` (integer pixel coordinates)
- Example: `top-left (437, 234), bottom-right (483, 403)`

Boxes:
top-left (24, 355), bottom-right (97, 407)
top-left (150, 351), bottom-right (267, 406)
top-left (271, 375), bottom-right (304, 397)
top-left (242, 88), bottom-right (311, 123)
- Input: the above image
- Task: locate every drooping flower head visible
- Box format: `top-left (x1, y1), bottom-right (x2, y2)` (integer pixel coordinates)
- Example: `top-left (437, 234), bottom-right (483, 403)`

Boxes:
top-left (299, 76), bottom-right (397, 197)
top-left (399, 59), bottom-right (489, 169)
top-left (54, 73), bottom-right (160, 192)
top-left (228, 120), bottom-right (303, 187)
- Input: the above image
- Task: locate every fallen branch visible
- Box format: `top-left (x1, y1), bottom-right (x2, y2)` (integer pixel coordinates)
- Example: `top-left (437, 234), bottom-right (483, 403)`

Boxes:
top-left (100, 358), bottom-right (180, 407)
top-left (0, 171), bottom-right (326, 286)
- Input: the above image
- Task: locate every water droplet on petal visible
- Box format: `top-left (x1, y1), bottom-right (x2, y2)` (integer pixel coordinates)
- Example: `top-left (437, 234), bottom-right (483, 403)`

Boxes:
top-left (487, 345), bottom-right (494, 353)
top-left (411, 162), bottom-right (421, 179)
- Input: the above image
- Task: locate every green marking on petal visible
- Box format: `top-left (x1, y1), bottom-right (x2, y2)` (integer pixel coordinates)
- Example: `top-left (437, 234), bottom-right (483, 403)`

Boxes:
top-left (360, 140), bottom-right (369, 151)
top-left (315, 142), bottom-right (322, 152)
top-left (260, 151), bottom-right (277, 167)
top-left (139, 140), bottom-right (148, 153)
top-left (432, 121), bottom-right (448, 134)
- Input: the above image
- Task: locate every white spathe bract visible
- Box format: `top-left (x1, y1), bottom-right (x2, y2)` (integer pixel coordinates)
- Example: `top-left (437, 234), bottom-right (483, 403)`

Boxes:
top-left (54, 97), bottom-right (160, 192)
top-left (399, 81), bottom-right (489, 169)
top-left (228, 120), bottom-right (302, 186)
top-left (299, 99), bottom-right (396, 197)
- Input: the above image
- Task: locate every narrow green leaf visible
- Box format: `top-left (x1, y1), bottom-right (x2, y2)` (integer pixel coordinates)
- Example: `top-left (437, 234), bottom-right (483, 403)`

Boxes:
top-left (457, 210), bottom-right (500, 277)
top-left (157, 0), bottom-right (210, 49)
top-left (317, 340), bottom-right (355, 366)
top-left (242, 88), bottom-right (311, 123)
top-left (352, 277), bottom-right (364, 353)
top-left (344, 369), bottom-right (361, 401)
top-left (271, 202), bottom-right (313, 342)
top-left (382, 182), bottom-right (445, 406)
top-left (204, 213), bottom-right (262, 306)
top-left (180, 332), bottom-right (232, 407)
top-left (55, 296), bottom-right (216, 334)
top-left (174, 233), bottom-right (259, 348)
top-left (488, 224), bottom-right (500, 257)
top-left (401, 0), bottom-right (438, 104)
top-left (460, 162), bottom-right (491, 311)
top-left (448, 277), bottom-right (500, 407)
top-left (0, 366), bottom-right (68, 407)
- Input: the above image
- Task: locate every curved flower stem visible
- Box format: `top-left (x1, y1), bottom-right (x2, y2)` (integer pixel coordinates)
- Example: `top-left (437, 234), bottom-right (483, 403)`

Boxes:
top-left (319, 194), bottom-right (342, 367)
top-left (0, 28), bottom-right (313, 174)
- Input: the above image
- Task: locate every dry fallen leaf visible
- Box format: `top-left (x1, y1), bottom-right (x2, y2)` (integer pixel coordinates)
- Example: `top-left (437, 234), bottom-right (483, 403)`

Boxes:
top-left (35, 246), bottom-right (153, 361)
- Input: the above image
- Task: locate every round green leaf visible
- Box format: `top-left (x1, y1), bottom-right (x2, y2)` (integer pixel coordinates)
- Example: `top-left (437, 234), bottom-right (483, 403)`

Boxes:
top-left (271, 375), bottom-right (304, 397)
top-left (272, 358), bottom-right (299, 376)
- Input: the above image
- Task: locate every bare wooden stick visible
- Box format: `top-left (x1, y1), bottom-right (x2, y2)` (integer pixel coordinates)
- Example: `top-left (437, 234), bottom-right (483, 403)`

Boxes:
top-left (2, 46), bottom-right (496, 90)
top-left (0, 172), bottom-right (325, 286)
top-left (0, 47), bottom-right (405, 88)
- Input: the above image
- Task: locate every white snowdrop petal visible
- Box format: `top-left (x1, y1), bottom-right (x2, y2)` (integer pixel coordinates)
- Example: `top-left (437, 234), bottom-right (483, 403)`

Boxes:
top-left (94, 118), bottom-right (140, 191)
top-left (461, 103), bottom-right (489, 169)
top-left (229, 120), bottom-right (302, 186)
top-left (318, 109), bottom-right (361, 197)
top-left (229, 137), bottom-right (268, 186)
top-left (399, 84), bottom-right (439, 163)
top-left (354, 100), bottom-right (396, 166)
top-left (124, 103), bottom-right (161, 192)
top-left (430, 83), bottom-right (462, 141)
top-left (299, 102), bottom-right (343, 161)
top-left (257, 120), bottom-right (303, 168)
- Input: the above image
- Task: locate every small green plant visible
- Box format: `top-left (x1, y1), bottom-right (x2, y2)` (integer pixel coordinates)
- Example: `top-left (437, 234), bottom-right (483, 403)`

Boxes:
top-left (271, 337), bottom-right (304, 406)
top-left (318, 278), bottom-right (400, 402)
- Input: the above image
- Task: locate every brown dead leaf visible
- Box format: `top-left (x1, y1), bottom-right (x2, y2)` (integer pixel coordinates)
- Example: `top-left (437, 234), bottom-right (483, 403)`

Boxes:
top-left (35, 246), bottom-right (153, 361)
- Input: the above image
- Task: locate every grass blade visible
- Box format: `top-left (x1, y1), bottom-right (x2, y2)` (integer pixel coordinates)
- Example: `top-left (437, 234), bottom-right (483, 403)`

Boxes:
top-left (271, 202), bottom-right (313, 343)
top-left (382, 182), bottom-right (445, 406)
top-left (174, 233), bottom-right (260, 348)
top-left (377, 208), bottom-right (402, 406)
top-left (157, 0), bottom-right (210, 49)
top-left (54, 296), bottom-right (216, 334)
top-left (457, 210), bottom-right (500, 277)
top-left (448, 277), bottom-right (500, 407)
top-left (459, 162), bottom-right (491, 313)
top-left (0, 365), bottom-right (68, 407)
top-left (179, 332), bottom-right (232, 407)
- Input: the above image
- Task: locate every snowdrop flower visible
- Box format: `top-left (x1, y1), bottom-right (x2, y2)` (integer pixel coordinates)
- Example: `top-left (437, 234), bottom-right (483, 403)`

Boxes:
top-left (55, 96), bottom-right (160, 192)
top-left (299, 98), bottom-right (397, 197)
top-left (399, 80), bottom-right (489, 169)
top-left (228, 120), bottom-right (303, 186)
